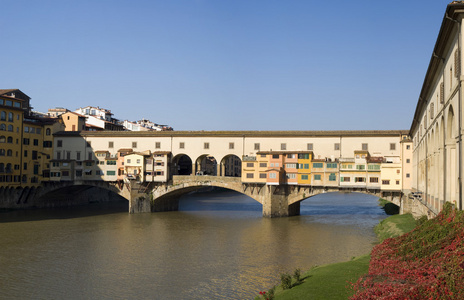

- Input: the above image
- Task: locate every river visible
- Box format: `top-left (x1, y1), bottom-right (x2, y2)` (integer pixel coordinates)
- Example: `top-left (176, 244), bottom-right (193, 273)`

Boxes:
top-left (0, 190), bottom-right (387, 299)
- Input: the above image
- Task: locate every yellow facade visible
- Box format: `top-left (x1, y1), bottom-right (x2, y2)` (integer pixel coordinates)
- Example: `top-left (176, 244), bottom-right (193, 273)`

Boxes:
top-left (241, 154), bottom-right (268, 183)
top-left (297, 152), bottom-right (312, 185)
top-left (0, 94), bottom-right (25, 187)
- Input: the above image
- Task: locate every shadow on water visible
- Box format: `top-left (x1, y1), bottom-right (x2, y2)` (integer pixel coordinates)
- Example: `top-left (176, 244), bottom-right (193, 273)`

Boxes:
top-left (0, 200), bottom-right (129, 223)
top-left (179, 188), bottom-right (262, 212)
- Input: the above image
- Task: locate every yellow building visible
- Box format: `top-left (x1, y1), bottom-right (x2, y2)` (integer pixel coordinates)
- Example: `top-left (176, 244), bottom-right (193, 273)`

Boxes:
top-left (297, 152), bottom-right (312, 185)
top-left (241, 154), bottom-right (269, 183)
top-left (61, 111), bottom-right (86, 131)
top-left (0, 89), bottom-right (28, 187)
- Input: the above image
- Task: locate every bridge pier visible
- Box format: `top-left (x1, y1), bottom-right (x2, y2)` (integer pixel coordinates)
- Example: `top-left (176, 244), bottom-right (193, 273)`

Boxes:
top-left (261, 185), bottom-right (300, 217)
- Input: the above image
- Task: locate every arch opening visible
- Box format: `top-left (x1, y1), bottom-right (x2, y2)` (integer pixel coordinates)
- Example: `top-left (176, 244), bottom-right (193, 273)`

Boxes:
top-left (172, 154), bottom-right (193, 175)
top-left (195, 155), bottom-right (217, 176)
top-left (220, 154), bottom-right (242, 177)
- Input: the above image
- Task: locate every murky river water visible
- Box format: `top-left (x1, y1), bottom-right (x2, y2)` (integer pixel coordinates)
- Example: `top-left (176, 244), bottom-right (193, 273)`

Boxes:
top-left (0, 191), bottom-right (387, 299)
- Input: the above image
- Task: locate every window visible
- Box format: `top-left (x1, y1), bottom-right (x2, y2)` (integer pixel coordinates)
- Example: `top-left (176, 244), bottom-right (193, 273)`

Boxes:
top-left (246, 173), bottom-right (254, 178)
top-left (23, 163), bottom-right (27, 170)
top-left (341, 177), bottom-right (350, 182)
top-left (246, 163), bottom-right (254, 167)
top-left (259, 163), bottom-right (267, 168)
top-left (259, 173), bottom-right (267, 179)
top-left (368, 164), bottom-right (380, 170)
top-left (307, 143), bottom-right (313, 151)
top-left (286, 163), bottom-right (297, 169)
top-left (32, 151), bottom-right (38, 160)
top-left (287, 154), bottom-right (295, 159)
top-left (7, 137), bottom-right (12, 143)
top-left (155, 142), bottom-right (161, 149)
top-left (314, 174), bottom-right (321, 180)
top-left (334, 143), bottom-right (340, 150)
top-left (254, 143), bottom-right (260, 151)
top-left (382, 180), bottom-right (390, 185)
top-left (46, 128), bottom-right (51, 136)
top-left (396, 180), bottom-right (400, 185)
top-left (76, 151), bottom-right (81, 161)
top-left (57, 140), bottom-right (62, 147)
top-left (33, 139), bottom-right (38, 146)
top-left (397, 169), bottom-right (400, 174)
top-left (132, 142), bottom-right (137, 148)
top-left (204, 142), bottom-right (209, 149)
top-left (107, 170), bottom-right (116, 176)
top-left (179, 142), bottom-right (185, 149)
top-left (355, 177), bottom-right (366, 182)
top-left (390, 143), bottom-right (396, 150)
top-left (406, 159), bottom-right (410, 163)
top-left (326, 163), bottom-right (337, 168)
top-left (7, 125), bottom-right (12, 132)
top-left (313, 163), bottom-right (323, 168)
top-left (24, 150), bottom-right (28, 157)
top-left (109, 141), bottom-right (114, 148)
top-left (301, 175), bottom-right (308, 180)
top-left (229, 142), bottom-right (234, 149)
top-left (406, 173), bottom-right (410, 178)
top-left (406, 145), bottom-right (410, 150)
top-left (286, 173), bottom-right (296, 179)
top-left (8, 112), bottom-right (13, 122)
top-left (329, 173), bottom-right (336, 181)
top-left (298, 153), bottom-right (309, 159)
top-left (127, 159), bottom-right (131, 163)
top-left (6, 149), bottom-right (12, 156)
top-left (304, 164), bottom-right (309, 169)
top-left (272, 154), bottom-right (279, 159)
top-left (281, 143), bottom-right (286, 150)
top-left (370, 177), bottom-right (379, 183)
top-left (66, 151), bottom-right (71, 160)
top-left (356, 165), bottom-right (365, 170)
top-left (362, 143), bottom-right (368, 151)
top-left (269, 173), bottom-right (277, 179)
top-left (0, 111), bottom-right (5, 121)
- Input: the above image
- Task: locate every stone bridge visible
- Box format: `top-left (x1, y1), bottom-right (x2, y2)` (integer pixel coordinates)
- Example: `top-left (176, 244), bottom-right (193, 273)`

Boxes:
top-left (128, 175), bottom-right (404, 217)
top-left (1, 176), bottom-right (404, 217)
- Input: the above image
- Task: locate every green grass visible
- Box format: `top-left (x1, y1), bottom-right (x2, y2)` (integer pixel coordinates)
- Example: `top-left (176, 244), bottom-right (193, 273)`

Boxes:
top-left (374, 213), bottom-right (417, 242)
top-left (266, 202), bottom-right (418, 300)
top-left (271, 255), bottom-right (371, 300)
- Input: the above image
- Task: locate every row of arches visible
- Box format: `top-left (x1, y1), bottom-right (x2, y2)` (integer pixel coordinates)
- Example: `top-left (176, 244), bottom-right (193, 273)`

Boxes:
top-left (171, 154), bottom-right (242, 177)
top-left (414, 103), bottom-right (459, 211)
top-left (0, 136), bottom-right (14, 143)
top-left (0, 124), bottom-right (14, 132)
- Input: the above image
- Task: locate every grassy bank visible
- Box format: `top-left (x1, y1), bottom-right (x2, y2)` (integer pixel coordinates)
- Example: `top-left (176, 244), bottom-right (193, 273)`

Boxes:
top-left (258, 199), bottom-right (417, 300)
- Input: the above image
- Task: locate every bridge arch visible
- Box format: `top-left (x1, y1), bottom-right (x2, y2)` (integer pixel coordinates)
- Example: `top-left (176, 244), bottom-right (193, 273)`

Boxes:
top-left (219, 154), bottom-right (241, 177)
top-left (172, 154), bottom-right (193, 175)
top-left (194, 154), bottom-right (218, 176)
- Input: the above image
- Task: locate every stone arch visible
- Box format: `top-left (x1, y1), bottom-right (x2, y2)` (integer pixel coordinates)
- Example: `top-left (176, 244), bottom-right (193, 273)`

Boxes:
top-left (219, 154), bottom-right (242, 177)
top-left (35, 183), bottom-right (127, 208)
top-left (194, 154), bottom-right (218, 176)
top-left (171, 154), bottom-right (193, 175)
top-left (446, 105), bottom-right (456, 142)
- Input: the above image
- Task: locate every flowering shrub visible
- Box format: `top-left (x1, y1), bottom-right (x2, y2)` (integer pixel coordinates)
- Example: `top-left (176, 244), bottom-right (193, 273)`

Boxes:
top-left (351, 203), bottom-right (464, 299)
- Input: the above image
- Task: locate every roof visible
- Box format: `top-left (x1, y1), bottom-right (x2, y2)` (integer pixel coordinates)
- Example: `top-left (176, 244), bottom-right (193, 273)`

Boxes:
top-left (52, 130), bottom-right (408, 138)
top-left (62, 111), bottom-right (86, 118)
top-left (0, 89), bottom-right (30, 100)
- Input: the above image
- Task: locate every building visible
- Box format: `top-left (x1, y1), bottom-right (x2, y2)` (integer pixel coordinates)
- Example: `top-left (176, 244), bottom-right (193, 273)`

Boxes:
top-left (74, 106), bottom-right (124, 131)
top-left (410, 2), bottom-right (464, 212)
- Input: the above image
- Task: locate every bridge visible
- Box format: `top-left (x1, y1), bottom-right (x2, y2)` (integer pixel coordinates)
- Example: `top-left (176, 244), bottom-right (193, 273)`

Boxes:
top-left (4, 175), bottom-right (405, 217)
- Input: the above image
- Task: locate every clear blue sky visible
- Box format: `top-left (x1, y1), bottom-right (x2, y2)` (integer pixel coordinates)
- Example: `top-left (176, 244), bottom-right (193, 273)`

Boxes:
top-left (1, 0), bottom-right (453, 131)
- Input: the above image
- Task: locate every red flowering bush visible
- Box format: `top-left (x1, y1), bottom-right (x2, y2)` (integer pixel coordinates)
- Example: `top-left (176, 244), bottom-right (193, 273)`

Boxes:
top-left (351, 203), bottom-right (464, 299)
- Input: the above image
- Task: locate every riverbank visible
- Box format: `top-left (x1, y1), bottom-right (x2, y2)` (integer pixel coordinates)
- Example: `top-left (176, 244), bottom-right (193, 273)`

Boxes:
top-left (258, 200), bottom-right (417, 300)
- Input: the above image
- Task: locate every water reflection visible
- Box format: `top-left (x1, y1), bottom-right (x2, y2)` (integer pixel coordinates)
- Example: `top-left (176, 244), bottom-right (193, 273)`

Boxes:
top-left (0, 190), bottom-right (386, 299)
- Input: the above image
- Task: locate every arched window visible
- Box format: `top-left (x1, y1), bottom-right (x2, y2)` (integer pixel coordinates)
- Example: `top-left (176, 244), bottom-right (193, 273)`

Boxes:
top-left (8, 112), bottom-right (13, 122)
top-left (7, 149), bottom-right (12, 156)
top-left (0, 136), bottom-right (5, 143)
top-left (7, 125), bottom-right (13, 132)
top-left (0, 149), bottom-right (5, 156)
top-left (0, 163), bottom-right (4, 172)
top-left (7, 136), bottom-right (12, 143)
top-left (0, 124), bottom-right (5, 131)
top-left (6, 163), bottom-right (12, 172)
top-left (46, 128), bottom-right (51, 136)
top-left (0, 111), bottom-right (5, 121)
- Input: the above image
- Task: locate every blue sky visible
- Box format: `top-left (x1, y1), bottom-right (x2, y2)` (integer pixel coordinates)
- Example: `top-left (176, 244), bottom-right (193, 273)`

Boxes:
top-left (1, 0), bottom-right (453, 131)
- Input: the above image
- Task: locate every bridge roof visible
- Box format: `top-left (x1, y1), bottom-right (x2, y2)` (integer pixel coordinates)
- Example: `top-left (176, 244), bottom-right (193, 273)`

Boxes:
top-left (54, 130), bottom-right (408, 138)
